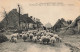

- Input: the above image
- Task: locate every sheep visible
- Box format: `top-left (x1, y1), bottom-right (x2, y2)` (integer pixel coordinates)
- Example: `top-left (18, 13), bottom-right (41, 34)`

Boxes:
top-left (33, 32), bottom-right (36, 36)
top-left (12, 37), bottom-right (17, 43)
top-left (10, 33), bottom-right (18, 39)
top-left (37, 36), bottom-right (41, 40)
top-left (58, 37), bottom-right (62, 43)
top-left (46, 32), bottom-right (53, 36)
top-left (47, 35), bottom-right (51, 38)
top-left (40, 35), bottom-right (50, 44)
top-left (32, 36), bottom-right (37, 42)
top-left (53, 34), bottom-right (62, 43)
top-left (41, 33), bottom-right (44, 36)
top-left (50, 37), bottom-right (56, 45)
top-left (49, 33), bottom-right (54, 37)
top-left (29, 33), bottom-right (34, 41)
top-left (22, 34), bottom-right (28, 42)
top-left (39, 35), bottom-right (45, 43)
top-left (45, 36), bottom-right (50, 44)
top-left (10, 34), bottom-right (17, 43)
top-left (53, 34), bottom-right (59, 38)
top-left (19, 33), bottom-right (23, 38)
top-left (11, 33), bottom-right (18, 37)
top-left (36, 32), bottom-right (42, 36)
top-left (26, 32), bottom-right (29, 37)
top-left (39, 38), bottom-right (42, 42)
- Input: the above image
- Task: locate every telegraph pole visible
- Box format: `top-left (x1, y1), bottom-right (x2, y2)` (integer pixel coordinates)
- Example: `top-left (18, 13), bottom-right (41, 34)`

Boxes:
top-left (18, 4), bottom-right (21, 30)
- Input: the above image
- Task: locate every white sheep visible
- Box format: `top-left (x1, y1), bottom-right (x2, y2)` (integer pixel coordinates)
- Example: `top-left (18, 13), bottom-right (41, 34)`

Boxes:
top-left (12, 37), bottom-right (17, 43)
top-left (50, 37), bottom-right (56, 45)
top-left (37, 36), bottom-right (41, 40)
top-left (53, 34), bottom-right (62, 43)
top-left (10, 33), bottom-right (18, 39)
top-left (53, 34), bottom-right (59, 38)
top-left (22, 33), bottom-right (28, 42)
top-left (40, 35), bottom-right (50, 44)
top-left (36, 32), bottom-right (42, 36)
top-left (58, 37), bottom-right (62, 42)
top-left (19, 33), bottom-right (23, 38)
top-left (32, 36), bottom-right (37, 42)
top-left (29, 33), bottom-right (34, 40)
top-left (41, 33), bottom-right (44, 36)
top-left (26, 32), bottom-right (29, 37)
top-left (11, 33), bottom-right (18, 37)
top-left (49, 33), bottom-right (54, 37)
top-left (10, 34), bottom-right (18, 43)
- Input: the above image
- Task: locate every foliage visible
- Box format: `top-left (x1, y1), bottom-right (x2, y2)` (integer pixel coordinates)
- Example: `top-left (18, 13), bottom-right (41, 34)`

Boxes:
top-left (67, 20), bottom-right (72, 25)
top-left (0, 34), bottom-right (8, 43)
top-left (0, 23), bottom-right (4, 30)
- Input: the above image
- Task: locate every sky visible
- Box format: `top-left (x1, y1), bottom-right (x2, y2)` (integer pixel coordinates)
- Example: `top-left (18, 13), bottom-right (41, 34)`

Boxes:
top-left (0, 0), bottom-right (80, 26)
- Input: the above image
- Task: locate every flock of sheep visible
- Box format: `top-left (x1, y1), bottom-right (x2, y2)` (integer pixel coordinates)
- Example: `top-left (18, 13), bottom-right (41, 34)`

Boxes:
top-left (10, 30), bottom-right (62, 45)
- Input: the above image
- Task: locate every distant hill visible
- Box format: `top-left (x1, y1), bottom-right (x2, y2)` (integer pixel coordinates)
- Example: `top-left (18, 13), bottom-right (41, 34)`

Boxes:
top-left (45, 23), bottom-right (52, 28)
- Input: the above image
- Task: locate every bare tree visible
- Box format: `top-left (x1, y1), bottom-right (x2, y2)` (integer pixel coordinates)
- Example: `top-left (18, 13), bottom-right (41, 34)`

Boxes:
top-left (3, 9), bottom-right (8, 29)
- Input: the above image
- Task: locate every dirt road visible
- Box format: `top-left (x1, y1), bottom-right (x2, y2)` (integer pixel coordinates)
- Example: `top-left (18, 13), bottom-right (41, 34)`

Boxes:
top-left (0, 39), bottom-right (71, 52)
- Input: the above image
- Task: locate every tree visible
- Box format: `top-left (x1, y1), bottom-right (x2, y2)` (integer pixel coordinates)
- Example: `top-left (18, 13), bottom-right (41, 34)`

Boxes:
top-left (43, 26), bottom-right (46, 30)
top-left (3, 9), bottom-right (8, 29)
top-left (61, 18), bottom-right (65, 22)
top-left (0, 23), bottom-right (4, 30)
top-left (67, 20), bottom-right (72, 25)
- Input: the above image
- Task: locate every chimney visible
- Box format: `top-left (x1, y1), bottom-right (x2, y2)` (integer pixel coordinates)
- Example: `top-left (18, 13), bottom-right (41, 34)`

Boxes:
top-left (30, 16), bottom-right (33, 18)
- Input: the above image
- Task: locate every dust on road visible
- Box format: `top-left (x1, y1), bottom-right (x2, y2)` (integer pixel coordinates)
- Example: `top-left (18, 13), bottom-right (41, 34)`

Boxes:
top-left (0, 39), bottom-right (71, 52)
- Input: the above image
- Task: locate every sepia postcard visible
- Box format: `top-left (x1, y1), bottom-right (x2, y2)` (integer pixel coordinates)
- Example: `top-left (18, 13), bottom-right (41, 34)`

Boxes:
top-left (0, 0), bottom-right (80, 52)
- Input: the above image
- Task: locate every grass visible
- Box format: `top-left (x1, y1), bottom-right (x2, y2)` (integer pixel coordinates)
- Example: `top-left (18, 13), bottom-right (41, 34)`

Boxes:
top-left (59, 34), bottom-right (80, 52)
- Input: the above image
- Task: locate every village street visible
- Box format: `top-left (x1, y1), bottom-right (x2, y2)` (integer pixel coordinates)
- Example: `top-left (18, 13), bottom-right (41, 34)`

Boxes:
top-left (0, 0), bottom-right (80, 52)
top-left (0, 38), bottom-right (71, 52)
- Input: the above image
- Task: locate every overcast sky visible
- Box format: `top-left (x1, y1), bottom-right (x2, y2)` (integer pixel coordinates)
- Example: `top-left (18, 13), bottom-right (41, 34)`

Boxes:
top-left (0, 0), bottom-right (80, 26)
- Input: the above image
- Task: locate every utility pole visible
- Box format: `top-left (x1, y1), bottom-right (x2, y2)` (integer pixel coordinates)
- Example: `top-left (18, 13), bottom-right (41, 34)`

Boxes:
top-left (18, 4), bottom-right (21, 30)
